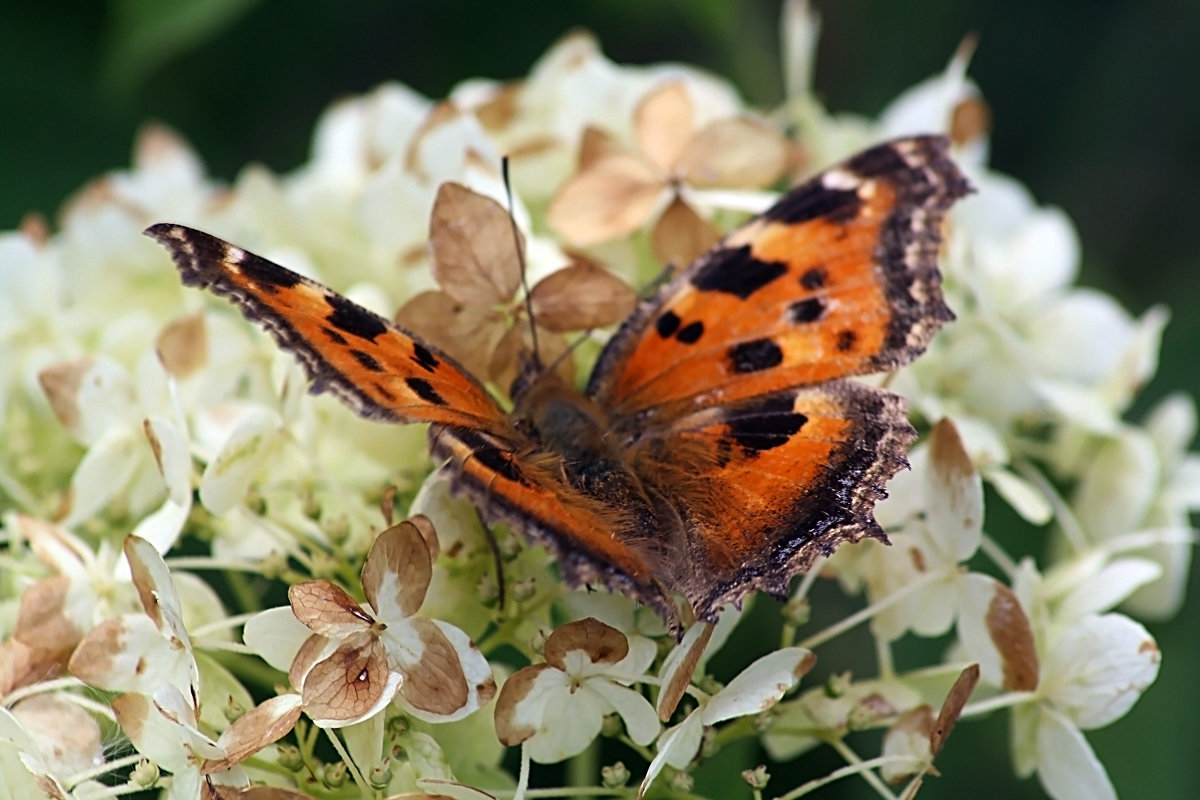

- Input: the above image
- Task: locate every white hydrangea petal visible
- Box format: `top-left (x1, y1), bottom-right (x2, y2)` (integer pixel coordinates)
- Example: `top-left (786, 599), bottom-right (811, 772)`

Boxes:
top-left (1035, 706), bottom-right (1115, 800)
top-left (525, 682), bottom-right (603, 763)
top-left (1042, 613), bottom-right (1160, 729)
top-left (199, 405), bottom-right (282, 514)
top-left (1056, 558), bottom-right (1161, 620)
top-left (640, 711), bottom-right (704, 798)
top-left (144, 415), bottom-right (191, 506)
top-left (925, 418), bottom-right (983, 563)
top-left (64, 428), bottom-right (142, 525)
top-left (1078, 429), bottom-right (1161, 547)
top-left (586, 679), bottom-right (659, 746)
top-left (984, 467), bottom-right (1053, 525)
top-left (243, 606), bottom-right (311, 672)
top-left (702, 647), bottom-right (814, 725)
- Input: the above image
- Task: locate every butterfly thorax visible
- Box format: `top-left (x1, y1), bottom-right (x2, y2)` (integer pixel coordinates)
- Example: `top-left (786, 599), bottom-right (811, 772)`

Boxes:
top-left (510, 373), bottom-right (674, 555)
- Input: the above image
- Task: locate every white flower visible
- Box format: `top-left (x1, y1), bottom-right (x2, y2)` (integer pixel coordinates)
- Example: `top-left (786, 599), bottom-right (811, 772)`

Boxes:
top-left (246, 519), bottom-right (495, 728)
top-left (493, 617), bottom-right (658, 763)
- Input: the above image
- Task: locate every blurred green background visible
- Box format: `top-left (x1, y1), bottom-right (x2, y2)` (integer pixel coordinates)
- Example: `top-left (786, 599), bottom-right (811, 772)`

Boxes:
top-left (3, 1), bottom-right (1197, 797)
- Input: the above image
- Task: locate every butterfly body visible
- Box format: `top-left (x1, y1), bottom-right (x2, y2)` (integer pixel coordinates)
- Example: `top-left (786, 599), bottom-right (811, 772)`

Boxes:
top-left (148, 135), bottom-right (969, 635)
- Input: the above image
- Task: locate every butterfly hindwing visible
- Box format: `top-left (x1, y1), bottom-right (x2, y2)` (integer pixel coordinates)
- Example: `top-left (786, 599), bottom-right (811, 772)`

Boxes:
top-left (147, 224), bottom-right (506, 431)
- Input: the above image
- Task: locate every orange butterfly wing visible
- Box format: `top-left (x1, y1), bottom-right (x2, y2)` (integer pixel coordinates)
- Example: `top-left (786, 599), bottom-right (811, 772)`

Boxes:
top-left (586, 135), bottom-right (970, 618)
top-left (147, 224), bottom-right (505, 431)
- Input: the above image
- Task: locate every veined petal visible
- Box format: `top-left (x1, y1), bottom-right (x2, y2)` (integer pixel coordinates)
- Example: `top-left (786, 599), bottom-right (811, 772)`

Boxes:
top-left (388, 618), bottom-right (470, 721)
top-left (634, 81), bottom-right (693, 174)
top-left (493, 663), bottom-right (562, 746)
top-left (205, 694), bottom-right (302, 772)
top-left (526, 680), bottom-right (604, 763)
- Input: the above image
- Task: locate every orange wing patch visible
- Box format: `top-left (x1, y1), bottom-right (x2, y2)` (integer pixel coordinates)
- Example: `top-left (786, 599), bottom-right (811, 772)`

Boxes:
top-left (146, 224), bottom-right (505, 431)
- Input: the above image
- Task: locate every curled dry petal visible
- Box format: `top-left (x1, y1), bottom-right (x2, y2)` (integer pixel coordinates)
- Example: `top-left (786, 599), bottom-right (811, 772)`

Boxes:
top-left (543, 617), bottom-right (628, 670)
top-left (986, 583), bottom-right (1039, 691)
top-left (529, 261), bottom-right (637, 332)
top-left (931, 663), bottom-right (980, 756)
top-left (634, 81), bottom-right (694, 173)
top-left (429, 183), bottom-right (523, 308)
top-left (657, 622), bottom-right (714, 721)
top-left (547, 153), bottom-right (663, 245)
top-left (202, 694), bottom-right (302, 773)
top-left (362, 520), bottom-right (433, 621)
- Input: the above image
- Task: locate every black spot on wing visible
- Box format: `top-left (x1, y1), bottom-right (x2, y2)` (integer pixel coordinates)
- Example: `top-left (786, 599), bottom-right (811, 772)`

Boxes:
top-left (411, 343), bottom-right (439, 374)
top-left (836, 329), bottom-right (858, 352)
top-left (351, 350), bottom-right (384, 372)
top-left (405, 377), bottom-right (446, 406)
top-left (676, 320), bottom-right (705, 344)
top-left (800, 267), bottom-right (827, 290)
top-left (326, 294), bottom-right (388, 342)
top-left (725, 394), bottom-right (808, 455)
top-left (691, 246), bottom-right (788, 299)
top-left (789, 297), bottom-right (826, 323)
top-left (766, 182), bottom-right (861, 225)
top-left (236, 251), bottom-right (303, 291)
top-left (655, 310), bottom-right (681, 338)
top-left (323, 327), bottom-right (347, 345)
top-left (729, 338), bottom-right (783, 373)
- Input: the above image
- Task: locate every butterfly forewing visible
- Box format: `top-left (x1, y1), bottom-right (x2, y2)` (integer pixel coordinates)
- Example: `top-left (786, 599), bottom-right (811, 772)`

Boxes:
top-left (587, 135), bottom-right (967, 417)
top-left (146, 224), bottom-right (508, 432)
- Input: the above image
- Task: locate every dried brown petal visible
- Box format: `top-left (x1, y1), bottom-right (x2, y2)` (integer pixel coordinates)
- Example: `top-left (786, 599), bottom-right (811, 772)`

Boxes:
top-left (0, 638), bottom-right (67, 695)
top-left (676, 117), bottom-right (788, 189)
top-left (494, 662), bottom-right (555, 746)
top-left (547, 154), bottom-right (663, 245)
top-left (530, 262), bottom-right (636, 332)
top-left (301, 631), bottom-right (391, 723)
top-left (657, 622), bottom-right (714, 721)
top-left (288, 581), bottom-right (373, 633)
top-left (408, 514), bottom-right (441, 561)
top-left (651, 195), bottom-right (720, 268)
top-left (986, 585), bottom-right (1039, 691)
top-left (37, 359), bottom-right (92, 436)
top-left (156, 312), bottom-right (208, 378)
top-left (429, 183), bottom-right (523, 307)
top-left (634, 81), bottom-right (694, 173)
top-left (931, 664), bottom-right (980, 756)
top-left (543, 617), bottom-right (628, 670)
top-left (14, 576), bottom-right (83, 654)
top-left (362, 521), bottom-right (433, 620)
top-left (487, 325), bottom-right (573, 398)
top-left (202, 695), bottom-right (302, 773)
top-left (578, 126), bottom-right (624, 170)
top-left (394, 289), bottom-right (505, 379)
top-left (397, 618), bottom-right (470, 716)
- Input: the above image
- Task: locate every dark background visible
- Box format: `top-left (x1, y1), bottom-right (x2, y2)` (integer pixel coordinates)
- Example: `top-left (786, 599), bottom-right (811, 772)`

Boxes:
top-left (3, 1), bottom-right (1197, 797)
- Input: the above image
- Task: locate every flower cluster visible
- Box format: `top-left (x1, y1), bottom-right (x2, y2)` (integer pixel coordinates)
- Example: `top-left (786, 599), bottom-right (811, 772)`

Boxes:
top-left (0, 3), bottom-right (1191, 799)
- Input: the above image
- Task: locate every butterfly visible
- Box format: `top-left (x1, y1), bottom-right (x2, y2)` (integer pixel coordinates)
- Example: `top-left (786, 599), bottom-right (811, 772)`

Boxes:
top-left (147, 135), bottom-right (969, 636)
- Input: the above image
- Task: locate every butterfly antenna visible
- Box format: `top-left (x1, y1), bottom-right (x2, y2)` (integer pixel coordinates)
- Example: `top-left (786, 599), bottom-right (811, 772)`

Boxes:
top-left (503, 157), bottom-right (541, 368)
